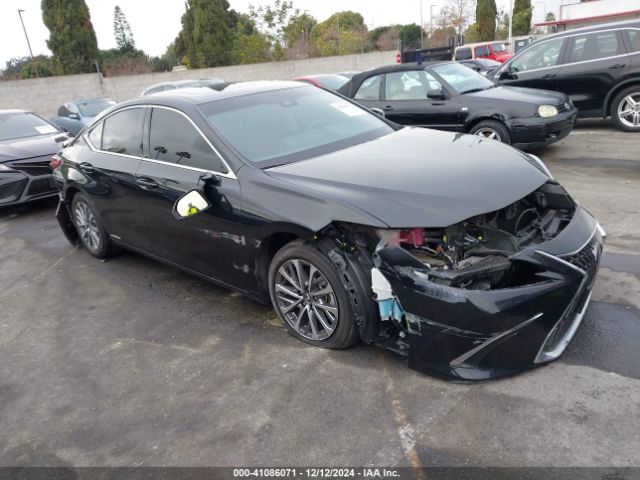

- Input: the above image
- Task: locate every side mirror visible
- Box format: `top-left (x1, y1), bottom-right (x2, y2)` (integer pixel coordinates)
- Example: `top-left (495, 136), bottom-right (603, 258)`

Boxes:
top-left (68, 113), bottom-right (81, 120)
top-left (427, 89), bottom-right (445, 100)
top-left (174, 189), bottom-right (210, 220)
top-left (498, 66), bottom-right (513, 81)
top-left (370, 107), bottom-right (385, 118)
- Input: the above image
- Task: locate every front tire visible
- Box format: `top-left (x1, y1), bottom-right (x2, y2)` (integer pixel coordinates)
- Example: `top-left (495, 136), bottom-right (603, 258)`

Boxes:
top-left (469, 120), bottom-right (511, 144)
top-left (611, 86), bottom-right (640, 132)
top-left (268, 240), bottom-right (360, 349)
top-left (71, 193), bottom-right (113, 259)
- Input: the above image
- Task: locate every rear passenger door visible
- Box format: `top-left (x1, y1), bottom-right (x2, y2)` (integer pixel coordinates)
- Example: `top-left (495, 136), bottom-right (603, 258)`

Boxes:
top-left (556, 29), bottom-right (628, 113)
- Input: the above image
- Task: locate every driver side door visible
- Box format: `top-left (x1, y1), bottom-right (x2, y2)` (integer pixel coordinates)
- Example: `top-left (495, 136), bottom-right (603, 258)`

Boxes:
top-left (382, 70), bottom-right (460, 129)
top-left (499, 36), bottom-right (566, 91)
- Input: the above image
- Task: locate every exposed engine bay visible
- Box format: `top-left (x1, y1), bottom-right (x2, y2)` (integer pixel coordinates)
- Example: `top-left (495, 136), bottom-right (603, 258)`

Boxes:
top-left (375, 181), bottom-right (576, 291)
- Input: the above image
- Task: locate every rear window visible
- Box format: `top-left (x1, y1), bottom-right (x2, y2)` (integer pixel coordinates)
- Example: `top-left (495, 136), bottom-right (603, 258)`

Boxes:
top-left (354, 75), bottom-right (382, 100)
top-left (455, 47), bottom-right (472, 60)
top-left (475, 45), bottom-right (490, 57)
top-left (625, 29), bottom-right (640, 52)
top-left (567, 31), bottom-right (620, 63)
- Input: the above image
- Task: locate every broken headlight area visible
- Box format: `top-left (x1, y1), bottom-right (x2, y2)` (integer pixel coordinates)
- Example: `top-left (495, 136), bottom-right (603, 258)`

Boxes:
top-left (375, 181), bottom-right (575, 291)
top-left (356, 182), bottom-right (603, 380)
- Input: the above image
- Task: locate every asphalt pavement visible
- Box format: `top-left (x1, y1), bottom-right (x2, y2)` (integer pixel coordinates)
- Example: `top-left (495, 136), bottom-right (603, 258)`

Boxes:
top-left (0, 118), bottom-right (638, 468)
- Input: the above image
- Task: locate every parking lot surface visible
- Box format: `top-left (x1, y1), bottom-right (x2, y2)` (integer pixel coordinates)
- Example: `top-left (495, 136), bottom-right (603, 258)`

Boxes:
top-left (1, 119), bottom-right (638, 467)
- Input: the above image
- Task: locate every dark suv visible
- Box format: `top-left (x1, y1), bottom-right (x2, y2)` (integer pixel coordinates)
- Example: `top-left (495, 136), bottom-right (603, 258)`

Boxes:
top-left (493, 20), bottom-right (640, 131)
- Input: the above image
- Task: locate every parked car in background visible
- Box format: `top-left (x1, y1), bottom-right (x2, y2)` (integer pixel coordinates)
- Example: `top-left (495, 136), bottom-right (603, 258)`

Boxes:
top-left (338, 62), bottom-right (577, 149)
top-left (458, 58), bottom-right (502, 76)
top-left (339, 71), bottom-right (360, 78)
top-left (140, 78), bottom-right (224, 96)
top-left (292, 74), bottom-right (350, 90)
top-left (492, 20), bottom-right (640, 131)
top-left (52, 82), bottom-right (603, 380)
top-left (454, 41), bottom-right (513, 63)
top-left (0, 110), bottom-right (68, 207)
top-left (49, 98), bottom-right (116, 136)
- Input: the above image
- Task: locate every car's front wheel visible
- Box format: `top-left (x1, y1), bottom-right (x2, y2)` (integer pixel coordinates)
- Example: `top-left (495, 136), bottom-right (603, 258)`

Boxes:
top-left (611, 86), bottom-right (640, 132)
top-left (268, 240), bottom-right (360, 349)
top-left (469, 120), bottom-right (511, 144)
top-left (71, 193), bottom-right (114, 259)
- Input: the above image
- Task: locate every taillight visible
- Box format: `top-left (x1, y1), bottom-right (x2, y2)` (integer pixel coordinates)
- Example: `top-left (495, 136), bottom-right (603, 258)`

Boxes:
top-left (50, 155), bottom-right (62, 170)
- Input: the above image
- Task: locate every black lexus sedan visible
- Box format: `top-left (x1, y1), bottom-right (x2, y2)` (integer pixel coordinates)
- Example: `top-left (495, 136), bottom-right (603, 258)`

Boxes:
top-left (338, 62), bottom-right (577, 149)
top-left (53, 82), bottom-right (604, 380)
top-left (1, 109), bottom-right (68, 207)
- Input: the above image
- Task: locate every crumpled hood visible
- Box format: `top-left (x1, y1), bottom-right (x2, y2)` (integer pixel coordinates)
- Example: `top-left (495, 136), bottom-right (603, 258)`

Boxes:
top-left (0, 134), bottom-right (62, 163)
top-left (467, 86), bottom-right (568, 106)
top-left (266, 128), bottom-right (549, 228)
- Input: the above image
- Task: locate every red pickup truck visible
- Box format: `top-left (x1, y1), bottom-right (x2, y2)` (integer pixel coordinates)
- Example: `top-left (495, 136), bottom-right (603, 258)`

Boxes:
top-left (454, 42), bottom-right (513, 63)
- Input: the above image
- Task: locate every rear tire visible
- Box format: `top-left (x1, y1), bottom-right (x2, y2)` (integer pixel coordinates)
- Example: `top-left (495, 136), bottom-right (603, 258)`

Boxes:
top-left (71, 192), bottom-right (114, 259)
top-left (268, 240), bottom-right (360, 349)
top-left (610, 86), bottom-right (640, 132)
top-left (469, 120), bottom-right (511, 144)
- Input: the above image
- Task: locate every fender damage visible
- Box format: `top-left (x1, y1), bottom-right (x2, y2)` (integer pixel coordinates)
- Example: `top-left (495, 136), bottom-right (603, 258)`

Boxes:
top-left (318, 182), bottom-right (604, 380)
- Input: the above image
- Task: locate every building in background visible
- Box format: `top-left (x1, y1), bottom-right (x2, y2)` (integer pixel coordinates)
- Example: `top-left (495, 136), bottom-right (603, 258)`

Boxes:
top-left (535, 0), bottom-right (640, 32)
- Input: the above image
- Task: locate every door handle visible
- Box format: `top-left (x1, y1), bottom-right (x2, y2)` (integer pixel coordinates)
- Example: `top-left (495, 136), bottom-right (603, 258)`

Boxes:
top-left (541, 73), bottom-right (557, 79)
top-left (136, 176), bottom-right (159, 189)
top-left (79, 162), bottom-right (95, 173)
top-left (431, 102), bottom-right (445, 106)
top-left (382, 106), bottom-right (394, 111)
top-left (609, 64), bottom-right (626, 69)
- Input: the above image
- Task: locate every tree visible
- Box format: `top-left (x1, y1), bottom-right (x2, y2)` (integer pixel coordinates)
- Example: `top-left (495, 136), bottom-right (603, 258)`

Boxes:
top-left (426, 26), bottom-right (456, 47)
top-left (249, 0), bottom-right (301, 60)
top-left (113, 5), bottom-right (135, 51)
top-left (311, 11), bottom-right (368, 56)
top-left (41, 0), bottom-right (100, 74)
top-left (230, 14), bottom-right (270, 64)
top-left (495, 9), bottom-right (510, 40)
top-left (370, 25), bottom-right (401, 51)
top-left (464, 23), bottom-right (482, 43)
top-left (174, 0), bottom-right (234, 68)
top-left (440, 0), bottom-right (474, 37)
top-left (545, 12), bottom-right (556, 22)
top-left (398, 23), bottom-right (423, 48)
top-left (283, 12), bottom-right (317, 58)
top-left (513, 0), bottom-right (533, 35)
top-left (476, 0), bottom-right (497, 41)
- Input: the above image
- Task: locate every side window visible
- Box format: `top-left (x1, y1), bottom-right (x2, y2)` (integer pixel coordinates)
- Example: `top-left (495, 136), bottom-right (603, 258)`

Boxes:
top-left (149, 108), bottom-right (227, 173)
top-left (567, 31), bottom-right (620, 63)
top-left (624, 29), bottom-right (640, 53)
top-left (475, 45), bottom-right (490, 57)
top-left (88, 122), bottom-right (103, 149)
top-left (511, 37), bottom-right (564, 72)
top-left (455, 48), bottom-right (472, 60)
top-left (385, 70), bottom-right (442, 100)
top-left (101, 108), bottom-right (143, 156)
top-left (354, 75), bottom-right (382, 100)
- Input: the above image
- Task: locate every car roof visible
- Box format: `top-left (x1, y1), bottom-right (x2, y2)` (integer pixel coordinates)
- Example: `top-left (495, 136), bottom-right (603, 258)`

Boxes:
top-left (540, 18), bottom-right (640, 40)
top-left (124, 81), bottom-right (310, 109)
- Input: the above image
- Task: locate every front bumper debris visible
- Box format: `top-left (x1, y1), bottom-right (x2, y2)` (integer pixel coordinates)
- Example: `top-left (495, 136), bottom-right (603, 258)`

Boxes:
top-left (509, 107), bottom-right (578, 150)
top-left (374, 206), bottom-right (604, 380)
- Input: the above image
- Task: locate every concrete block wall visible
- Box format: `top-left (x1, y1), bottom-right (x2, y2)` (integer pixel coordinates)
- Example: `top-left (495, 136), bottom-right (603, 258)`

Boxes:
top-left (0, 50), bottom-right (395, 117)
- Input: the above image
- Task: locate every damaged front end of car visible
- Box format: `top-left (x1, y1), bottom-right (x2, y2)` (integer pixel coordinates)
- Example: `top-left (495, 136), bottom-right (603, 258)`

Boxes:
top-left (330, 181), bottom-right (604, 380)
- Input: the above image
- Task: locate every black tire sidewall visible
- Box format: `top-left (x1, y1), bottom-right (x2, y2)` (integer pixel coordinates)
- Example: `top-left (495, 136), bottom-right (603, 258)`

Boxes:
top-left (470, 120), bottom-right (511, 144)
top-left (611, 86), bottom-right (640, 132)
top-left (71, 193), bottom-right (110, 258)
top-left (268, 240), bottom-right (359, 349)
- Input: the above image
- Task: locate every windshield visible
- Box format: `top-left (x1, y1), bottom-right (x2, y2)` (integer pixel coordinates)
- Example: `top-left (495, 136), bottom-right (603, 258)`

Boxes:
top-left (200, 86), bottom-right (394, 167)
top-left (77, 99), bottom-right (116, 116)
top-left (0, 112), bottom-right (59, 142)
top-left (432, 63), bottom-right (495, 94)
top-left (492, 42), bottom-right (507, 52)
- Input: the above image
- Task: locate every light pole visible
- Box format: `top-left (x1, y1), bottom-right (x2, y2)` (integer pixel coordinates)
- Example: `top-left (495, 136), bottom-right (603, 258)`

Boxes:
top-left (17, 9), bottom-right (38, 79)
top-left (430, 4), bottom-right (436, 36)
top-left (508, 0), bottom-right (513, 51)
top-left (420, 0), bottom-right (424, 49)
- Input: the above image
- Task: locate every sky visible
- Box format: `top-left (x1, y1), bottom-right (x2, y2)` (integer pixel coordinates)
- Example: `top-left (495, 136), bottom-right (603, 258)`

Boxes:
top-left (1, 0), bottom-right (560, 67)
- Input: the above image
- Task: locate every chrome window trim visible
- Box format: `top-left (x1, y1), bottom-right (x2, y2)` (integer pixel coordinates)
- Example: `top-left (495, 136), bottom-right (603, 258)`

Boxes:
top-left (501, 27), bottom-right (640, 75)
top-left (83, 104), bottom-right (237, 180)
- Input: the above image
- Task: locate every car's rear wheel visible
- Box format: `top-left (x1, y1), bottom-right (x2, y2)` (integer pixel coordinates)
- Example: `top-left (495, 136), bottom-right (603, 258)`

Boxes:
top-left (469, 120), bottom-right (511, 144)
top-left (611, 86), bottom-right (640, 132)
top-left (71, 193), bottom-right (113, 259)
top-left (268, 240), bottom-right (360, 349)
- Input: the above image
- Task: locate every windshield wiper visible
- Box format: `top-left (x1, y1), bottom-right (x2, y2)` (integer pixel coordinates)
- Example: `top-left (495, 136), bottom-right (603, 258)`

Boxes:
top-left (460, 88), bottom-right (486, 94)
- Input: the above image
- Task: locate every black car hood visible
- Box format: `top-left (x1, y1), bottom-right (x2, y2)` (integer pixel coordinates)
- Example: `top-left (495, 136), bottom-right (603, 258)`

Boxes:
top-left (0, 134), bottom-right (63, 163)
top-left (266, 128), bottom-right (549, 228)
top-left (467, 86), bottom-right (567, 106)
